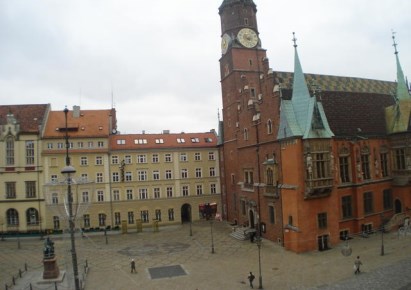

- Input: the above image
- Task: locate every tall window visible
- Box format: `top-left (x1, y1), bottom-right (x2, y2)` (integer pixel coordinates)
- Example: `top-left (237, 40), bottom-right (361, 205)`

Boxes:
top-left (82, 191), bottom-right (89, 203)
top-left (112, 172), bottom-right (120, 182)
top-left (95, 156), bottom-right (103, 165)
top-left (80, 156), bottom-right (88, 166)
top-left (6, 136), bottom-right (14, 165)
top-left (25, 141), bottom-right (35, 165)
top-left (341, 195), bottom-right (352, 219)
top-left (52, 193), bottom-right (58, 204)
top-left (137, 154), bottom-right (147, 163)
top-left (269, 206), bottom-right (275, 224)
top-left (128, 211), bottom-right (134, 224)
top-left (125, 172), bottom-right (132, 181)
top-left (266, 168), bottom-right (273, 186)
top-left (139, 188), bottom-right (148, 199)
top-left (363, 191), bottom-right (373, 214)
top-left (83, 214), bottom-right (90, 228)
top-left (26, 208), bottom-right (38, 225)
top-left (153, 170), bottom-right (160, 180)
top-left (152, 154), bottom-right (159, 163)
top-left (395, 148), bottom-right (406, 170)
top-left (267, 119), bottom-right (273, 134)
top-left (166, 187), bottom-right (173, 198)
top-left (97, 190), bottom-right (104, 202)
top-left (180, 153), bottom-right (187, 162)
top-left (194, 153), bottom-right (201, 161)
top-left (244, 170), bottom-right (254, 186)
top-left (96, 173), bottom-right (103, 183)
top-left (165, 153), bottom-right (172, 162)
top-left (141, 210), bottom-right (149, 223)
top-left (138, 170), bottom-right (147, 181)
top-left (6, 209), bottom-right (19, 225)
top-left (124, 155), bottom-right (132, 164)
top-left (383, 189), bottom-right (393, 210)
top-left (181, 169), bottom-right (188, 179)
top-left (165, 170), bottom-right (172, 179)
top-left (113, 190), bottom-right (120, 201)
top-left (380, 152), bottom-right (389, 177)
top-left (361, 154), bottom-right (371, 180)
top-left (25, 181), bottom-right (36, 198)
top-left (339, 156), bottom-right (350, 183)
top-left (155, 209), bottom-right (161, 221)
top-left (243, 128), bottom-right (249, 140)
top-left (195, 168), bottom-right (202, 178)
top-left (53, 216), bottom-right (60, 230)
top-left (314, 153), bottom-right (326, 179)
top-left (126, 189), bottom-right (133, 200)
top-left (317, 212), bottom-right (327, 229)
top-left (210, 184), bottom-right (217, 194)
top-left (209, 167), bottom-right (216, 177)
top-left (208, 152), bottom-right (215, 160)
top-left (6, 182), bottom-right (16, 199)
top-left (168, 208), bottom-right (174, 221)
top-left (115, 212), bottom-right (121, 225)
top-left (98, 213), bottom-right (106, 226)
top-left (153, 188), bottom-right (160, 199)
top-left (196, 184), bottom-right (203, 195)
top-left (111, 155), bottom-right (119, 164)
top-left (182, 185), bottom-right (189, 196)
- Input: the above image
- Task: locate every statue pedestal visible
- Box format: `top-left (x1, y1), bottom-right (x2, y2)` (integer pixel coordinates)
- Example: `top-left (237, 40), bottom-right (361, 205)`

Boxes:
top-left (43, 257), bottom-right (60, 279)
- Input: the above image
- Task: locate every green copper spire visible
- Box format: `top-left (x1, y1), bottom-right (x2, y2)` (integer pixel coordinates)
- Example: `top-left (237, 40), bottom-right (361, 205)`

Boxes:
top-left (277, 33), bottom-right (333, 140)
top-left (392, 32), bottom-right (410, 100)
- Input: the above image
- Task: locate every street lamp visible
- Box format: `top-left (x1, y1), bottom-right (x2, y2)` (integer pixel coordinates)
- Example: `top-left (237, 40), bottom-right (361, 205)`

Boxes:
top-left (62, 107), bottom-right (80, 290)
top-left (210, 219), bottom-right (215, 254)
top-left (380, 213), bottom-right (385, 256)
top-left (189, 206), bottom-right (192, 237)
top-left (256, 236), bottom-right (263, 289)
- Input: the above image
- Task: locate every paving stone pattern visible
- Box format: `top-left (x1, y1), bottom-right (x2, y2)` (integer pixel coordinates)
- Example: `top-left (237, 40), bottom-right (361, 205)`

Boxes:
top-left (1, 221), bottom-right (411, 290)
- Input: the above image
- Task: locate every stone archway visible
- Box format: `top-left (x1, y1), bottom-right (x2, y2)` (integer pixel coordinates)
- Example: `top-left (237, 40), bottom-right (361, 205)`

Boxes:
top-left (395, 199), bottom-right (402, 214)
top-left (181, 204), bottom-right (191, 223)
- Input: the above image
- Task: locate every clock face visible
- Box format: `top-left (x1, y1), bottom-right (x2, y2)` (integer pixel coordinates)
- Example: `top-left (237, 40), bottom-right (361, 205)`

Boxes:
top-left (237, 28), bottom-right (258, 48)
top-left (221, 33), bottom-right (231, 54)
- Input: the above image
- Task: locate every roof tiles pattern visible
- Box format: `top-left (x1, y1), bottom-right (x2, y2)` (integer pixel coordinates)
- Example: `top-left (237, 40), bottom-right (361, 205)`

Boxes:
top-left (0, 104), bottom-right (50, 133)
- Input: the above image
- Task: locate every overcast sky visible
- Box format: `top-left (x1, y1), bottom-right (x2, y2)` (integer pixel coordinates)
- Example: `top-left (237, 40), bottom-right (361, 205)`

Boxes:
top-left (0, 0), bottom-right (410, 134)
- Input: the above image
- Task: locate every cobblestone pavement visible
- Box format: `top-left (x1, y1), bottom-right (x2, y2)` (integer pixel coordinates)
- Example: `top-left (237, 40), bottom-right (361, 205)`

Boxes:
top-left (1, 221), bottom-right (411, 290)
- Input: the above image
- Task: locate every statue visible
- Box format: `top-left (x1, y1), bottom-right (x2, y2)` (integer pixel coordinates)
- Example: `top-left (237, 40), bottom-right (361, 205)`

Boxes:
top-left (43, 237), bottom-right (55, 259)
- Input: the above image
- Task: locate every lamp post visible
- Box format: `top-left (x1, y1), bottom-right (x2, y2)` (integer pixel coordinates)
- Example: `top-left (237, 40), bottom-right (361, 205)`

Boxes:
top-left (210, 219), bottom-right (215, 254)
top-left (189, 206), bottom-right (192, 237)
top-left (380, 213), bottom-right (385, 256)
top-left (256, 236), bottom-right (263, 289)
top-left (62, 107), bottom-right (80, 290)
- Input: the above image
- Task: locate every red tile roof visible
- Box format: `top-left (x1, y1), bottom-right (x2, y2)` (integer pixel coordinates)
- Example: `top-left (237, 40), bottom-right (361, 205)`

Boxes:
top-left (110, 132), bottom-right (218, 150)
top-left (0, 104), bottom-right (50, 133)
top-left (43, 107), bottom-right (116, 138)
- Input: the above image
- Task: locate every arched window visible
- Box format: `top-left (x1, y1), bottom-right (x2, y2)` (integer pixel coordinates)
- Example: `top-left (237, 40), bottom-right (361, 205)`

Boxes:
top-left (267, 119), bottom-right (273, 134)
top-left (26, 208), bottom-right (39, 225)
top-left (6, 136), bottom-right (15, 165)
top-left (6, 208), bottom-right (19, 226)
top-left (243, 128), bottom-right (249, 140)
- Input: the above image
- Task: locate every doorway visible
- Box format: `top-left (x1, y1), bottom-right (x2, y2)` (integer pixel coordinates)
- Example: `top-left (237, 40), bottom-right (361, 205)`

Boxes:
top-left (181, 204), bottom-right (191, 223)
top-left (318, 234), bottom-right (330, 251)
top-left (395, 199), bottom-right (402, 214)
top-left (248, 209), bottom-right (255, 228)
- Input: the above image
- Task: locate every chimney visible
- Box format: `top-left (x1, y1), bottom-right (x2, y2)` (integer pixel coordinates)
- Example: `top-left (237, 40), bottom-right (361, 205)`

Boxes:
top-left (72, 105), bottom-right (80, 118)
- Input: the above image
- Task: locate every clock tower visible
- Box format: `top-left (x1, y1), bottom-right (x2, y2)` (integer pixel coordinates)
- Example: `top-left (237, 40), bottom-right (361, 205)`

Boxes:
top-left (218, 0), bottom-right (280, 233)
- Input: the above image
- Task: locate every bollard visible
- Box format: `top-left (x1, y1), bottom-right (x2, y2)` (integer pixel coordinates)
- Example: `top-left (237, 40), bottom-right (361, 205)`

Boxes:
top-left (85, 259), bottom-right (88, 268)
top-left (54, 282), bottom-right (58, 290)
top-left (6, 283), bottom-right (8, 290)
top-left (25, 263), bottom-right (28, 271)
top-left (29, 283), bottom-right (33, 290)
top-left (19, 269), bottom-right (22, 278)
top-left (12, 276), bottom-right (15, 285)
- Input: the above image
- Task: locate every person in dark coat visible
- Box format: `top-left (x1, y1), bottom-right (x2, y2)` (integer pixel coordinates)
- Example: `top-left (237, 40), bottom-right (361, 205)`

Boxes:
top-left (130, 259), bottom-right (136, 273)
top-left (248, 271), bottom-right (255, 288)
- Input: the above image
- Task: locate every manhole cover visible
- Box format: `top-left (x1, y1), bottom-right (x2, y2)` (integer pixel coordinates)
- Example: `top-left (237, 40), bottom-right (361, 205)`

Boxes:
top-left (148, 265), bottom-right (187, 279)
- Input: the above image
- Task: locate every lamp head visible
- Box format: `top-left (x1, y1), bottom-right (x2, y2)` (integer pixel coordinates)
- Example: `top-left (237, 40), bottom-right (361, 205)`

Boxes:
top-left (61, 165), bottom-right (76, 175)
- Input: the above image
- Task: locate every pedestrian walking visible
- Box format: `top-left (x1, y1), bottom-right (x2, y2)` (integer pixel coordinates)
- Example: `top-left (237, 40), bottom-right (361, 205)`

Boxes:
top-left (248, 271), bottom-right (255, 288)
top-left (130, 259), bottom-right (136, 273)
top-left (354, 256), bottom-right (362, 274)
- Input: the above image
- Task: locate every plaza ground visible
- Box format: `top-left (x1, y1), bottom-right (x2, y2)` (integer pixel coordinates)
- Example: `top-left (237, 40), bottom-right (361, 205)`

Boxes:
top-left (2, 220), bottom-right (411, 290)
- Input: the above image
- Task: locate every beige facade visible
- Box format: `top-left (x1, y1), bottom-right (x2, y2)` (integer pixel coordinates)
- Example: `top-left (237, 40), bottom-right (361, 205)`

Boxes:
top-left (0, 104), bottom-right (50, 234)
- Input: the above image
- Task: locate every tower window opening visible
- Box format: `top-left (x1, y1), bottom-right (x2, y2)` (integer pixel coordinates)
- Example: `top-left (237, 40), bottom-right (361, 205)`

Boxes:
top-left (244, 18), bottom-right (249, 25)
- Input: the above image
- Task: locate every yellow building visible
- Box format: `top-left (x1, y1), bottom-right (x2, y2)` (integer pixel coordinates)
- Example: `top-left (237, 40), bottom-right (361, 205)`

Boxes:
top-left (0, 104), bottom-right (50, 235)
top-left (107, 132), bottom-right (221, 232)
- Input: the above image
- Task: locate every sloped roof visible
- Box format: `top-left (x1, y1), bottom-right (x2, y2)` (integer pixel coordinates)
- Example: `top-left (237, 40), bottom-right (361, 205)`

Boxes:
top-left (43, 107), bottom-right (114, 138)
top-left (110, 132), bottom-right (218, 150)
top-left (275, 71), bottom-right (396, 94)
top-left (0, 104), bottom-right (50, 133)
